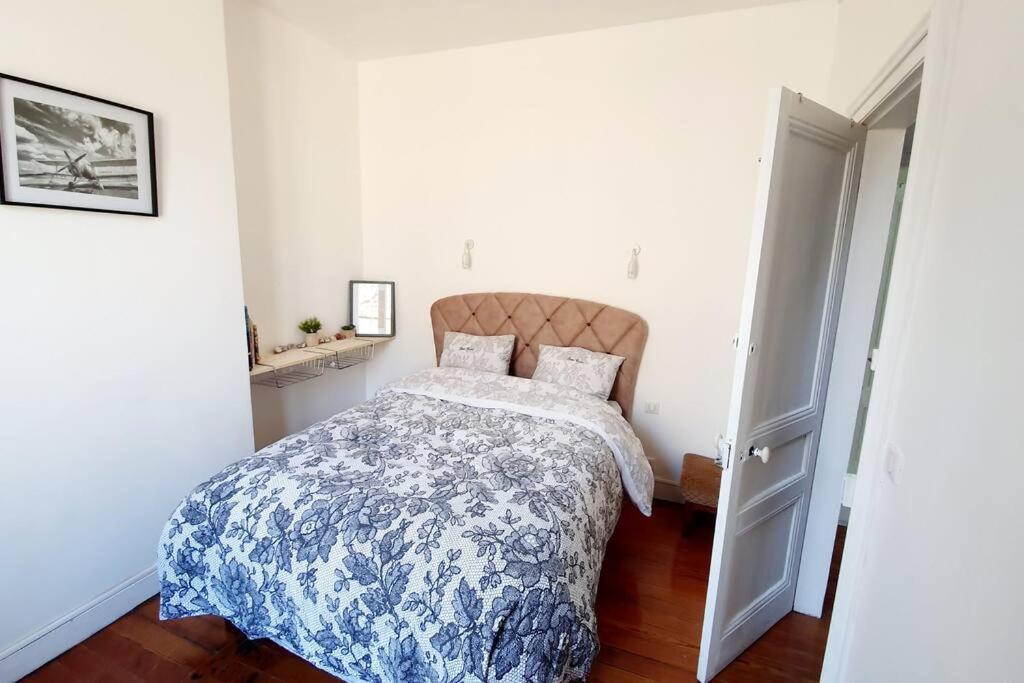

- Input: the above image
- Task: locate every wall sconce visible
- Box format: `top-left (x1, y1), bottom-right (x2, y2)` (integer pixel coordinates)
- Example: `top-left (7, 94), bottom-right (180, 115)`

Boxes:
top-left (462, 239), bottom-right (474, 269)
top-left (627, 245), bottom-right (640, 279)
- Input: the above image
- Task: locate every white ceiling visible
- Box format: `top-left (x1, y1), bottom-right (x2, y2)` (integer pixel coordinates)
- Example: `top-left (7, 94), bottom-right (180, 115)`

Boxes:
top-left (254, 0), bottom-right (799, 60)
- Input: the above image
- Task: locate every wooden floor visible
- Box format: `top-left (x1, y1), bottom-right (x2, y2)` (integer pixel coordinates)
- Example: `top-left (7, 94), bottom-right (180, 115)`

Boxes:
top-left (24, 501), bottom-right (844, 682)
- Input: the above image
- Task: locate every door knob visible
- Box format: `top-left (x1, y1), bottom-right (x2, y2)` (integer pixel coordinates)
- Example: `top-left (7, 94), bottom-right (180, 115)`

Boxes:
top-left (749, 446), bottom-right (771, 463)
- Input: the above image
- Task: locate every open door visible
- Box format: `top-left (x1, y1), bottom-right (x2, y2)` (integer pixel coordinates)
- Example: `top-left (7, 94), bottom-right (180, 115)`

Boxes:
top-left (697, 88), bottom-right (865, 681)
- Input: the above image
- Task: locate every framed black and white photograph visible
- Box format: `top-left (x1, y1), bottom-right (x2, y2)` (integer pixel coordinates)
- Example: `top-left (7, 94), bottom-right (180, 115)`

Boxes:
top-left (350, 280), bottom-right (396, 337)
top-left (0, 73), bottom-right (157, 216)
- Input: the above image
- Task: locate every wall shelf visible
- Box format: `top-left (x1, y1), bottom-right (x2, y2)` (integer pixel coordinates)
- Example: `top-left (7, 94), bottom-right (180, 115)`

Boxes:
top-left (250, 337), bottom-right (391, 388)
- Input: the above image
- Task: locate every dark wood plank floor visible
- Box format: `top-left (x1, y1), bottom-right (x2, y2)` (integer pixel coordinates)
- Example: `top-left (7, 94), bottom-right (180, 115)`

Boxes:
top-left (23, 501), bottom-right (844, 682)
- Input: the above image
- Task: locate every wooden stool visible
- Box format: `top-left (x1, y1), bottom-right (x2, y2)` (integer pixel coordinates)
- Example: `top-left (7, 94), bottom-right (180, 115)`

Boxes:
top-left (680, 453), bottom-right (722, 535)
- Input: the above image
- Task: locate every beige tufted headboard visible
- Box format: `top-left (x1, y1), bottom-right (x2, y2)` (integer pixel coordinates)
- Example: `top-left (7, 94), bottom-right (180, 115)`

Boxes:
top-left (430, 293), bottom-right (648, 419)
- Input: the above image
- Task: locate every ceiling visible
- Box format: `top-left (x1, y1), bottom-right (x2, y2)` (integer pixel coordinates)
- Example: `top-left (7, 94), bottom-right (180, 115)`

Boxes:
top-left (254, 0), bottom-right (798, 60)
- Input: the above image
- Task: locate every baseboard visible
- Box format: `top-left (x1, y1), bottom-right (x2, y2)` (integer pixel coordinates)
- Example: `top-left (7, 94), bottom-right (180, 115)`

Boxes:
top-left (0, 565), bottom-right (158, 681)
top-left (653, 477), bottom-right (684, 504)
top-left (647, 456), bottom-right (684, 505)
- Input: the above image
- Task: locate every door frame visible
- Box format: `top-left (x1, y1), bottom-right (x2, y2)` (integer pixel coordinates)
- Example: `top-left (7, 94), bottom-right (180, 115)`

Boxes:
top-left (820, 0), bottom-right (963, 679)
top-left (794, 69), bottom-right (921, 619)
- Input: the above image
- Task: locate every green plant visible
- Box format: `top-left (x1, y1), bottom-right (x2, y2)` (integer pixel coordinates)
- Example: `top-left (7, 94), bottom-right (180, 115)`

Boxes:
top-left (298, 317), bottom-right (322, 334)
top-left (341, 324), bottom-right (356, 331)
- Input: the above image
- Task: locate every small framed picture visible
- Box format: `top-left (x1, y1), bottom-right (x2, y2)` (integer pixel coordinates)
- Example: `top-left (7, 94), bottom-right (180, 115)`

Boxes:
top-left (350, 280), bottom-right (396, 337)
top-left (0, 73), bottom-right (157, 216)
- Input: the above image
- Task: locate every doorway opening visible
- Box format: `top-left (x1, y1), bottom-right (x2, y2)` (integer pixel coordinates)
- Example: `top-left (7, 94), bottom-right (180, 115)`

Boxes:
top-left (842, 122), bottom-right (914, 523)
top-left (794, 70), bottom-right (923, 625)
top-left (777, 77), bottom-right (921, 678)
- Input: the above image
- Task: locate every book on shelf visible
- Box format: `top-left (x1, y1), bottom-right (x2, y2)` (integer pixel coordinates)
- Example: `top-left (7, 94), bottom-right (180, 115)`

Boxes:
top-left (245, 306), bottom-right (254, 371)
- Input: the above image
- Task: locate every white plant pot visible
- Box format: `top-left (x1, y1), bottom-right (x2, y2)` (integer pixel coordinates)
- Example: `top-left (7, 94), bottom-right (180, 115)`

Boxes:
top-left (305, 333), bottom-right (320, 347)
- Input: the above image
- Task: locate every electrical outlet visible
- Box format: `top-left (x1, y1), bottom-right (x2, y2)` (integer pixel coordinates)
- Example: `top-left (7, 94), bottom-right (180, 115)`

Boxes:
top-left (644, 401), bottom-right (660, 415)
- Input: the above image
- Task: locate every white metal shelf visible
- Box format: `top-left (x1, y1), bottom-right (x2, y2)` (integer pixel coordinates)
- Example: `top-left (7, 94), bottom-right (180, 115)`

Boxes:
top-left (250, 337), bottom-right (391, 388)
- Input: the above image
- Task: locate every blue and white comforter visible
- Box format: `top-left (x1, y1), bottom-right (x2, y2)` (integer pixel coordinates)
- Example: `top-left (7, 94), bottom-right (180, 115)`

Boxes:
top-left (158, 367), bottom-right (653, 682)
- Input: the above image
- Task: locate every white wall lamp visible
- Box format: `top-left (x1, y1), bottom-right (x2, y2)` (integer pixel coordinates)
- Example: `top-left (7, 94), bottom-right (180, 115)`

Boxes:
top-left (627, 245), bottom-right (640, 279)
top-left (462, 239), bottom-right (475, 269)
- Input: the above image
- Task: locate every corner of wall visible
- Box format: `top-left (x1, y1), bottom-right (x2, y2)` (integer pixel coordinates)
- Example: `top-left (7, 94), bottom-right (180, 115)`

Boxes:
top-left (223, 0), bottom-right (368, 448)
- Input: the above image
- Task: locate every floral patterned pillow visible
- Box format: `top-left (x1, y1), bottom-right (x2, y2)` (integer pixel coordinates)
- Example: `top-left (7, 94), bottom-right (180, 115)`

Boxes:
top-left (439, 331), bottom-right (515, 374)
top-left (532, 344), bottom-right (625, 400)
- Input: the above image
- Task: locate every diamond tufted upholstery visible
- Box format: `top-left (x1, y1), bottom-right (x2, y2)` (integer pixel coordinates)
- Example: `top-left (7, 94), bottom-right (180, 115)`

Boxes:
top-left (430, 293), bottom-right (648, 419)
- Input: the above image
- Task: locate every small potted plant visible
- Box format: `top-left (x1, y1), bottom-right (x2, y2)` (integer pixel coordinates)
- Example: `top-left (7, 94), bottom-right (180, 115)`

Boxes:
top-left (298, 317), bottom-right (323, 347)
top-left (338, 324), bottom-right (356, 340)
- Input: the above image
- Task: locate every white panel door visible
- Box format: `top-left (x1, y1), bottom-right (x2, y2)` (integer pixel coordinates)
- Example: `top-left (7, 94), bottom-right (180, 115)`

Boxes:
top-left (697, 88), bottom-right (864, 682)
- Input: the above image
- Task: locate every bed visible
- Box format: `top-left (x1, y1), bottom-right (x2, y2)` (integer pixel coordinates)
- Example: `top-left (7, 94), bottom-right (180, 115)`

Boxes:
top-left (158, 292), bottom-right (652, 682)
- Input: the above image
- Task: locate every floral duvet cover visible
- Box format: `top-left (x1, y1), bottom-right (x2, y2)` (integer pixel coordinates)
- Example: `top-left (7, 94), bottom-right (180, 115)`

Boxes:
top-left (158, 367), bottom-right (653, 683)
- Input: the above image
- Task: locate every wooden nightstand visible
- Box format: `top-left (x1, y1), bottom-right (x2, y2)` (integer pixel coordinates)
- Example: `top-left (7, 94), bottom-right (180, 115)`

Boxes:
top-left (680, 452), bottom-right (723, 535)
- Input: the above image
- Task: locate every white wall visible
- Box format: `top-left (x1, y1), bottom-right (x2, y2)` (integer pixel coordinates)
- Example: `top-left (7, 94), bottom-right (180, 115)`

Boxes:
top-left (358, 0), bottom-right (838, 484)
top-left (826, 0), bottom-right (1024, 679)
top-left (0, 0), bottom-right (253, 676)
top-left (224, 0), bottom-right (367, 449)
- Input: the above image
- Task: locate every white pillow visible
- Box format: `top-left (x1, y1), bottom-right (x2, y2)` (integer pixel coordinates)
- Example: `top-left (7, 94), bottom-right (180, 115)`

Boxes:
top-left (439, 331), bottom-right (515, 375)
top-left (532, 344), bottom-right (625, 400)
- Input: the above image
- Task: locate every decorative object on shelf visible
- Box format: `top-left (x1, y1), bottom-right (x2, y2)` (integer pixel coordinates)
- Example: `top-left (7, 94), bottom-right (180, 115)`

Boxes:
top-left (298, 317), bottom-right (322, 348)
top-left (627, 245), bottom-right (641, 279)
top-left (462, 239), bottom-right (475, 269)
top-left (350, 280), bottom-right (395, 338)
top-left (337, 324), bottom-right (356, 340)
top-left (273, 345), bottom-right (286, 355)
top-left (252, 322), bottom-right (261, 363)
top-left (0, 72), bottom-right (158, 216)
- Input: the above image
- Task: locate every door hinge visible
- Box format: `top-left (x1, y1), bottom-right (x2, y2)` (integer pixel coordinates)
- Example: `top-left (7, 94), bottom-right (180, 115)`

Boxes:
top-left (716, 435), bottom-right (734, 469)
top-left (842, 473), bottom-right (857, 507)
top-left (869, 346), bottom-right (881, 372)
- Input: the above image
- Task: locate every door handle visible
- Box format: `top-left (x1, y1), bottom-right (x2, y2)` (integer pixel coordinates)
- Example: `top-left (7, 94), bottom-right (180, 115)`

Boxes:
top-left (749, 446), bottom-right (771, 464)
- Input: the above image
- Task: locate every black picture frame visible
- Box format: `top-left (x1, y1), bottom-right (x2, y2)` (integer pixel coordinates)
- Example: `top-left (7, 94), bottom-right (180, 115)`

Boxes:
top-left (0, 72), bottom-right (158, 217)
top-left (349, 280), bottom-right (396, 338)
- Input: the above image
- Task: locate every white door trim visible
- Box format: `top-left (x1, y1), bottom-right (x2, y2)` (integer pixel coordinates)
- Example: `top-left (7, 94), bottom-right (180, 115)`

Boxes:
top-left (820, 1), bottom-right (963, 680)
top-left (847, 16), bottom-right (928, 123)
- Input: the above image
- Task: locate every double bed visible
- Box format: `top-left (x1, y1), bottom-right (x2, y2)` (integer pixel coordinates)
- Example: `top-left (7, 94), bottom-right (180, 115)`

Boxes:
top-left (158, 293), bottom-right (652, 682)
